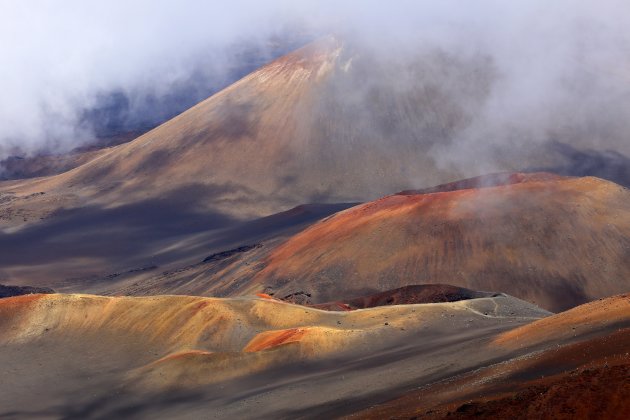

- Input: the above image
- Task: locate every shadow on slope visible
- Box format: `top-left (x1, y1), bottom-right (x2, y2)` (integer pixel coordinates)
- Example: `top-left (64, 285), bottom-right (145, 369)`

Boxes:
top-left (0, 184), bottom-right (237, 267)
top-left (0, 180), bottom-right (357, 293)
top-left (530, 141), bottom-right (630, 188)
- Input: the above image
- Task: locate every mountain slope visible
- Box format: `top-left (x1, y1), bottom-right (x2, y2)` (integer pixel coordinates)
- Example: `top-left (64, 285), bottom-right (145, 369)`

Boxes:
top-left (0, 36), bottom-right (500, 290)
top-left (248, 174), bottom-right (630, 311)
top-left (0, 35), bottom-right (499, 228)
top-left (2, 37), bottom-right (629, 308)
top-left (2, 291), bottom-right (628, 418)
top-left (0, 291), bottom-right (548, 418)
top-left (352, 294), bottom-right (630, 419)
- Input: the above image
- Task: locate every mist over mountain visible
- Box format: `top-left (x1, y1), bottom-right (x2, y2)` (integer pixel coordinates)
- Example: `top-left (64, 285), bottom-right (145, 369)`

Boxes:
top-left (79, 34), bottom-right (313, 139)
top-left (2, 3), bottom-right (630, 418)
top-left (0, 1), bottom-right (318, 160)
top-left (2, 0), bottom-right (630, 176)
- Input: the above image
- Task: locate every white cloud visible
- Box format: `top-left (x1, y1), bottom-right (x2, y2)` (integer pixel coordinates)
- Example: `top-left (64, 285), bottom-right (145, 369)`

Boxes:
top-left (1, 0), bottom-right (630, 164)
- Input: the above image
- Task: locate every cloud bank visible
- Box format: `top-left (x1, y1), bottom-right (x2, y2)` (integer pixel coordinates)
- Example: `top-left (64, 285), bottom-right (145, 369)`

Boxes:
top-left (1, 0), bottom-right (630, 169)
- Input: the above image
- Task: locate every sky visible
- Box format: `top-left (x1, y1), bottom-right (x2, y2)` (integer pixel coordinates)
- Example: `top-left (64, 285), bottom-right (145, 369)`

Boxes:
top-left (1, 0), bottom-right (630, 162)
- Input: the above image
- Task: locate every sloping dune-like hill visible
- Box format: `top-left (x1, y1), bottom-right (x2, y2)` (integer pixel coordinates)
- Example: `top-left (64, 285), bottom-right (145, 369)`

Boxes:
top-left (0, 291), bottom-right (548, 418)
top-left (108, 173), bottom-right (630, 314)
top-left (2, 291), bottom-right (628, 418)
top-left (249, 173), bottom-right (630, 312)
top-left (354, 294), bottom-right (630, 419)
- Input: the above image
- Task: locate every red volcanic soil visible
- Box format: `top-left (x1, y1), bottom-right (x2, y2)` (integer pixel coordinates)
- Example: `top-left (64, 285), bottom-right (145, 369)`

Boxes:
top-left (310, 284), bottom-right (498, 311)
top-left (494, 293), bottom-right (630, 347)
top-left (362, 345), bottom-right (630, 420)
top-left (150, 350), bottom-right (215, 365)
top-left (0, 293), bottom-right (46, 311)
top-left (243, 328), bottom-right (308, 352)
top-left (453, 329), bottom-right (630, 420)
top-left (443, 364), bottom-right (630, 420)
top-left (252, 174), bottom-right (630, 312)
top-left (352, 295), bottom-right (630, 419)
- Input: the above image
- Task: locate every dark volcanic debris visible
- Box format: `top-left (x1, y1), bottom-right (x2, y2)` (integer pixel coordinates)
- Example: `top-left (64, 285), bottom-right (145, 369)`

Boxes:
top-left (0, 284), bottom-right (55, 298)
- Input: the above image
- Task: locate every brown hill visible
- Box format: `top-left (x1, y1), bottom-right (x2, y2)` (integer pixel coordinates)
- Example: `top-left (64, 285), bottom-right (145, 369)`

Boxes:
top-left (2, 291), bottom-right (627, 418)
top-left (0, 36), bottom-right (509, 230)
top-left (0, 36), bottom-right (625, 295)
top-left (353, 294), bottom-right (630, 419)
top-left (248, 174), bottom-right (630, 312)
top-left (0, 35), bottom-right (483, 290)
top-left (0, 36), bottom-right (628, 308)
top-left (0, 291), bottom-right (549, 418)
